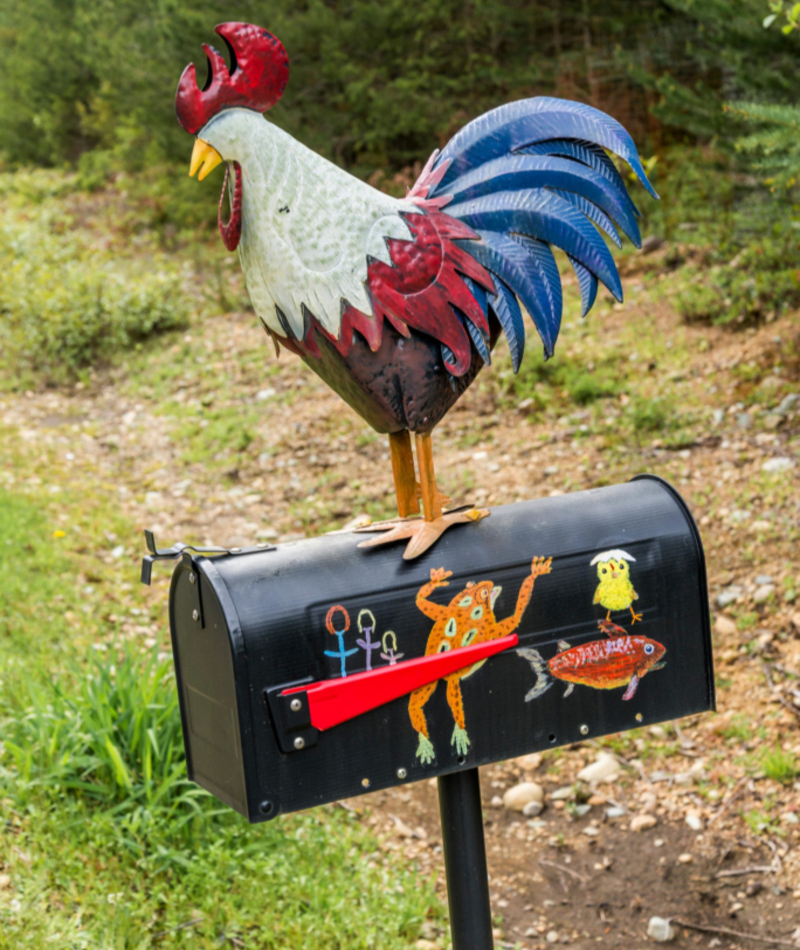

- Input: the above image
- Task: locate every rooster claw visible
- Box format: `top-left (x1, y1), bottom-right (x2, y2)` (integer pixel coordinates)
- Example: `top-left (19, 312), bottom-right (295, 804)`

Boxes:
top-left (354, 506), bottom-right (490, 560)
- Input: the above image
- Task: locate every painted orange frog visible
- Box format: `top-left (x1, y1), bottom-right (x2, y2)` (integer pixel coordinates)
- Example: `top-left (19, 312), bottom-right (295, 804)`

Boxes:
top-left (408, 557), bottom-right (552, 764)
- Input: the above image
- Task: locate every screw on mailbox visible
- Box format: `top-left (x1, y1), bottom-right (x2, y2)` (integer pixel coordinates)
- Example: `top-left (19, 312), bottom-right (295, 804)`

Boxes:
top-left (192, 609), bottom-right (199, 622)
top-left (290, 698), bottom-right (302, 712)
top-left (293, 736), bottom-right (305, 750)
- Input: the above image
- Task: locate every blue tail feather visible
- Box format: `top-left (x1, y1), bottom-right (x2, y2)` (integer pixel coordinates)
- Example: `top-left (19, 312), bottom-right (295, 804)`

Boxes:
top-left (549, 189), bottom-right (623, 248)
top-left (464, 230), bottom-right (562, 359)
top-left (430, 95), bottom-right (656, 374)
top-left (489, 276), bottom-right (526, 372)
top-left (568, 257), bottom-right (599, 318)
top-left (433, 98), bottom-right (658, 199)
top-left (448, 190), bottom-right (623, 302)
top-left (443, 154), bottom-right (640, 244)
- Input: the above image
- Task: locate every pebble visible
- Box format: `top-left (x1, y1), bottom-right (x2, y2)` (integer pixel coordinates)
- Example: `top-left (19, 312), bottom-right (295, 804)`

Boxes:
top-left (685, 813), bottom-right (704, 832)
top-left (0, 875), bottom-right (10, 889)
top-left (255, 387), bottom-right (277, 400)
top-left (677, 853), bottom-right (694, 864)
top-left (582, 825), bottom-right (600, 837)
top-left (714, 615), bottom-right (737, 637)
top-left (577, 752), bottom-right (621, 784)
top-left (522, 800), bottom-right (544, 818)
top-left (675, 759), bottom-right (706, 786)
top-left (640, 793), bottom-right (658, 814)
top-left (514, 752), bottom-right (542, 772)
top-left (716, 586), bottom-right (742, 608)
top-left (490, 795), bottom-right (504, 808)
top-left (647, 917), bottom-right (677, 942)
top-left (654, 838), bottom-right (665, 847)
top-left (774, 393), bottom-right (799, 415)
top-left (550, 785), bottom-right (574, 801)
top-left (605, 806), bottom-right (626, 819)
top-left (630, 814), bottom-right (658, 832)
top-left (736, 412), bottom-right (752, 430)
top-left (754, 574), bottom-right (774, 585)
top-left (650, 770), bottom-right (672, 783)
top-left (753, 584), bottom-right (775, 604)
top-left (572, 804), bottom-right (592, 818)
top-left (546, 930), bottom-right (559, 944)
top-left (791, 613), bottom-right (800, 632)
top-left (503, 782), bottom-right (544, 812)
top-left (762, 457), bottom-right (795, 473)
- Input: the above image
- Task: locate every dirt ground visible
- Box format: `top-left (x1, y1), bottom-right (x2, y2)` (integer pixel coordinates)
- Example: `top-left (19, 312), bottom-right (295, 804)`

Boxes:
top-left (2, 264), bottom-right (799, 948)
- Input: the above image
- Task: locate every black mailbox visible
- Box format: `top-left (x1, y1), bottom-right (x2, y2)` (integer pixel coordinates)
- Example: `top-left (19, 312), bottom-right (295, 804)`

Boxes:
top-left (154, 475), bottom-right (713, 822)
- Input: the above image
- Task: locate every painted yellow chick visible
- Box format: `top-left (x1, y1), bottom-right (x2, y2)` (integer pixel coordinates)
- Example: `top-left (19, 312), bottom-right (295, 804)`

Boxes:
top-left (591, 548), bottom-right (642, 624)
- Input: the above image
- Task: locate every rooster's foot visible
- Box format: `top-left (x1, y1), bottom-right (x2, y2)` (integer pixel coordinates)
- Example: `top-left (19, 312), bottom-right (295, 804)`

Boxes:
top-left (414, 482), bottom-right (452, 510)
top-left (354, 505), bottom-right (490, 560)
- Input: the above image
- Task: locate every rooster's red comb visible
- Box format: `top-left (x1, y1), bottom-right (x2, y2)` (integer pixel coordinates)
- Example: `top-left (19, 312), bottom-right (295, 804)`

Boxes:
top-left (175, 22), bottom-right (289, 135)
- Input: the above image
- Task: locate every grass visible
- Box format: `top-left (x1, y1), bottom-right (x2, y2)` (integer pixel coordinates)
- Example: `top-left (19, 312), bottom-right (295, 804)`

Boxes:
top-left (760, 746), bottom-right (799, 785)
top-left (0, 476), bottom-right (444, 948)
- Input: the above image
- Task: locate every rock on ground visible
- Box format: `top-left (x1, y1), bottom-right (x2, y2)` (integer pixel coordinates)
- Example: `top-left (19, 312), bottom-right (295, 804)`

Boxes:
top-left (503, 782), bottom-right (544, 812)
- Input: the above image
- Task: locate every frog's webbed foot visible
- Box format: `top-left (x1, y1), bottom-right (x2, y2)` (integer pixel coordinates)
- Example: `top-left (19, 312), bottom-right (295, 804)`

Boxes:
top-left (450, 725), bottom-right (471, 757)
top-left (416, 733), bottom-right (435, 765)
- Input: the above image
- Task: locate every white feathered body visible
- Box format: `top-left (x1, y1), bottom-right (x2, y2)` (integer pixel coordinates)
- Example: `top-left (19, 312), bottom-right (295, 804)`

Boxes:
top-left (200, 109), bottom-right (416, 341)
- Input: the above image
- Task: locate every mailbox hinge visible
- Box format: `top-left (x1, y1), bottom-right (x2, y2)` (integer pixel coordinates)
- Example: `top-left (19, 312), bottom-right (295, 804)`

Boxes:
top-left (265, 681), bottom-right (320, 754)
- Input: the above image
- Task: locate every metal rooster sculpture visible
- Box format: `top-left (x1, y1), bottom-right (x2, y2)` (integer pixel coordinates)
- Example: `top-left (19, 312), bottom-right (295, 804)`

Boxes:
top-left (177, 22), bottom-right (657, 558)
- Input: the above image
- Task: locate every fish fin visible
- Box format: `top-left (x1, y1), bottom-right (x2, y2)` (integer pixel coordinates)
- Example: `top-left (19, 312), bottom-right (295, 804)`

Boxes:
top-left (524, 679), bottom-right (553, 702)
top-left (517, 648), bottom-right (552, 703)
top-left (562, 682), bottom-right (574, 698)
top-left (593, 589), bottom-right (601, 604)
top-left (632, 589), bottom-right (639, 600)
top-left (622, 674), bottom-right (640, 701)
top-left (650, 662), bottom-right (666, 671)
top-left (557, 640), bottom-right (571, 652)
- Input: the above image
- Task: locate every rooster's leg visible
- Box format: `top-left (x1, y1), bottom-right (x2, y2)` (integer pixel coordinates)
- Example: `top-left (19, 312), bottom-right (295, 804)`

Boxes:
top-left (389, 430), bottom-right (420, 518)
top-left (415, 432), bottom-right (442, 521)
top-left (356, 431), bottom-right (489, 559)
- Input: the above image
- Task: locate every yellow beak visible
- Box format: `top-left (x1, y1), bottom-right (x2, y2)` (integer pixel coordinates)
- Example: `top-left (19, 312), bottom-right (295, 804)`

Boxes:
top-left (189, 138), bottom-right (223, 181)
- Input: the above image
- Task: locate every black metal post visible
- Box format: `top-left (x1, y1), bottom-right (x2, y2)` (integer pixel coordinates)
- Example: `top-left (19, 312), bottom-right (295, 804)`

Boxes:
top-left (437, 767), bottom-right (494, 950)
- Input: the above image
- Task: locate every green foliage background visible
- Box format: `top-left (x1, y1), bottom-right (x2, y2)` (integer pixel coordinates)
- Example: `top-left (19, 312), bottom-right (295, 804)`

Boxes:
top-left (0, 0), bottom-right (797, 359)
top-left (0, 0), bottom-right (794, 177)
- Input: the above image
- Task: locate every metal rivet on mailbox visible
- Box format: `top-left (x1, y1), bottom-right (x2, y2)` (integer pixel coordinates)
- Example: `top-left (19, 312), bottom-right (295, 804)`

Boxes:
top-left (293, 736), bottom-right (305, 750)
top-left (290, 698), bottom-right (302, 712)
top-left (396, 768), bottom-right (407, 780)
top-left (192, 609), bottom-right (199, 622)
top-left (580, 724), bottom-right (589, 736)
top-left (189, 572), bottom-right (196, 585)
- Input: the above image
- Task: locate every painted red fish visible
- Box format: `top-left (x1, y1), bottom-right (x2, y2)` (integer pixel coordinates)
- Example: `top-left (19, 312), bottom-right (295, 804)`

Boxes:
top-left (518, 621), bottom-right (666, 702)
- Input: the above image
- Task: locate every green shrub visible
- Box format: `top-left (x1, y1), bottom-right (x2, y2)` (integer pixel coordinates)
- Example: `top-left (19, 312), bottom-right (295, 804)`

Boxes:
top-left (627, 396), bottom-right (675, 433)
top-left (0, 208), bottom-right (189, 383)
top-left (676, 231), bottom-right (800, 326)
